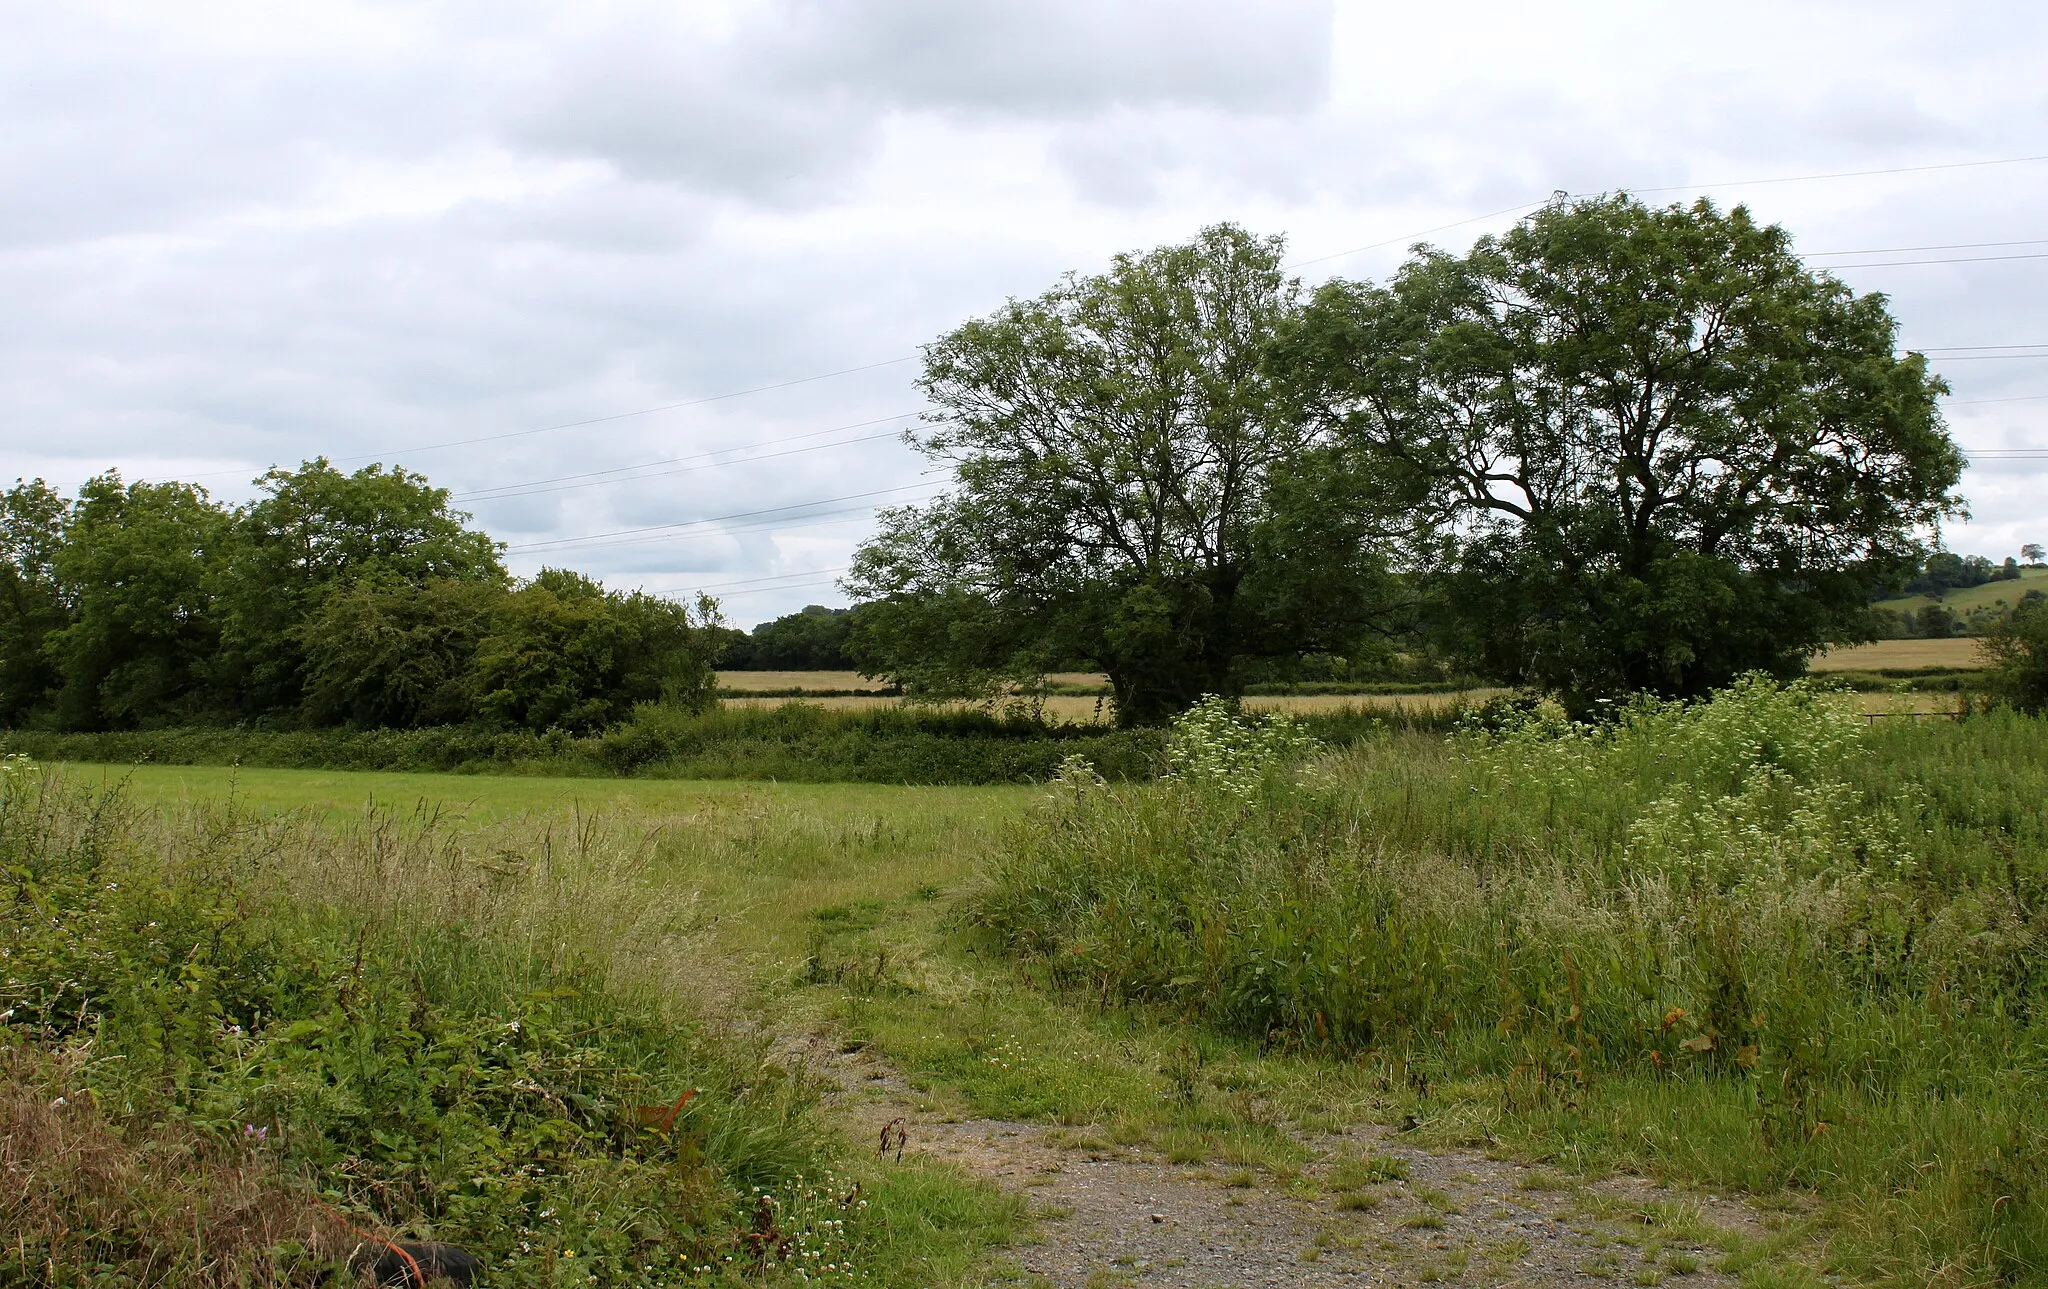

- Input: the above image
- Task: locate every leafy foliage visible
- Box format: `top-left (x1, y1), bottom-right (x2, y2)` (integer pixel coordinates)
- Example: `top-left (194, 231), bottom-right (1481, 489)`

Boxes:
top-left (849, 224), bottom-right (1396, 725)
top-left (50, 474), bottom-right (230, 729)
top-left (1980, 597), bottom-right (2048, 713)
top-left (0, 481), bottom-right (70, 724)
top-left (0, 764), bottom-right (834, 1285)
top-left (472, 571), bottom-right (717, 734)
top-left (1280, 194), bottom-right (1963, 704)
top-left (0, 463), bottom-right (719, 734)
top-left (213, 459), bottom-right (507, 715)
top-left (720, 605), bottom-right (860, 670)
top-left (977, 681), bottom-right (2048, 1281)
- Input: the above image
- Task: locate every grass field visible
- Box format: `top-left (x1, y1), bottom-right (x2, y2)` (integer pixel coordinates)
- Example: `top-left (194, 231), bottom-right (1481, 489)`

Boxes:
top-left (1809, 637), bottom-right (1988, 671)
top-left (17, 680), bottom-right (2045, 1286)
top-left (1869, 565), bottom-right (2048, 617)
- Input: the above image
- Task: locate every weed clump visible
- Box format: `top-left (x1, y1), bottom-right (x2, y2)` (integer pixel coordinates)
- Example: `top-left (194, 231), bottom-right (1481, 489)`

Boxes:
top-left (0, 758), bottom-right (851, 1286)
top-left (975, 679), bottom-right (2048, 1281)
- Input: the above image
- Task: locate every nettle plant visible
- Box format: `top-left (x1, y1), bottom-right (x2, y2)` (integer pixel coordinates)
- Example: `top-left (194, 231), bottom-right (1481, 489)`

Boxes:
top-left (1164, 696), bottom-right (1322, 801)
top-left (1460, 675), bottom-right (1910, 889)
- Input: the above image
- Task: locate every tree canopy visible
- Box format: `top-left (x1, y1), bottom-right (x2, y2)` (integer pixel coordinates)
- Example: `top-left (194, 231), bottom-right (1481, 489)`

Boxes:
top-left (847, 224), bottom-right (1395, 725)
top-left (0, 462), bottom-right (718, 732)
top-left (1279, 194), bottom-right (1964, 703)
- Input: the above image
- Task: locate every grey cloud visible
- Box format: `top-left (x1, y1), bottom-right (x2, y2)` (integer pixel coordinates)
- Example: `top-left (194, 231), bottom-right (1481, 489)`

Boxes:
top-left (768, 0), bottom-right (1333, 117)
top-left (511, 32), bottom-right (877, 204)
top-left (510, 0), bottom-right (1333, 202)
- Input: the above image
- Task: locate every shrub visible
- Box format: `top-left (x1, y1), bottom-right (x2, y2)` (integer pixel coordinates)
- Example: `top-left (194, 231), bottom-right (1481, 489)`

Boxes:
top-left (975, 680), bottom-right (2048, 1280)
top-left (1980, 597), bottom-right (2048, 714)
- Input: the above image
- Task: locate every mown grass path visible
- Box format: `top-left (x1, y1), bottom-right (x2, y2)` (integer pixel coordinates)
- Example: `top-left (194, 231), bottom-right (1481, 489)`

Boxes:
top-left (93, 762), bottom-right (1806, 1287)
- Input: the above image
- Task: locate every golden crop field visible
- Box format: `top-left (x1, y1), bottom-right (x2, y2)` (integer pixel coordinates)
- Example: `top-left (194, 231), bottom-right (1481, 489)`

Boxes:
top-left (717, 670), bottom-right (892, 691)
top-left (1809, 638), bottom-right (1989, 671)
top-left (718, 684), bottom-right (1508, 724)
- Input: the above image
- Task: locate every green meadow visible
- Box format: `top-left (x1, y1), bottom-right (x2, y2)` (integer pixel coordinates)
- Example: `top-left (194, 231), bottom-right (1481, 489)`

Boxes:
top-left (7, 680), bottom-right (2046, 1286)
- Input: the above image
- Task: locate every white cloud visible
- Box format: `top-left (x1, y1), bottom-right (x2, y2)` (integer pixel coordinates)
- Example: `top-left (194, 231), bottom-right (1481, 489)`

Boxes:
top-left (2, 0), bottom-right (2044, 622)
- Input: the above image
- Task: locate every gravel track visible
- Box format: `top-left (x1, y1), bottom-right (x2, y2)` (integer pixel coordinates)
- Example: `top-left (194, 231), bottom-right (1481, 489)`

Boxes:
top-left (791, 1032), bottom-right (1774, 1288)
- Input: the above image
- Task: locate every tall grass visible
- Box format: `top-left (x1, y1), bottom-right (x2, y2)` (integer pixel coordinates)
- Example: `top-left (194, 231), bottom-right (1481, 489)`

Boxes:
top-left (976, 682), bottom-right (2048, 1284)
top-left (0, 762), bottom-right (901, 1285)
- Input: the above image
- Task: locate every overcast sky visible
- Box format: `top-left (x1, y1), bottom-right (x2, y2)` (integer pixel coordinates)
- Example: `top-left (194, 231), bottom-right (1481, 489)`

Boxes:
top-left (4, 0), bottom-right (2044, 626)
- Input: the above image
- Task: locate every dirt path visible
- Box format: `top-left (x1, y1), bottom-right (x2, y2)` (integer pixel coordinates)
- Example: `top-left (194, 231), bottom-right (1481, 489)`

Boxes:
top-left (786, 1032), bottom-right (1773, 1288)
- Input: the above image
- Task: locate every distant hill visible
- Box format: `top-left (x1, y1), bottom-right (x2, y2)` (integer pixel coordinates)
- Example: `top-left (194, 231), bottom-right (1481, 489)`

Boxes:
top-left (1872, 566), bottom-right (2048, 618)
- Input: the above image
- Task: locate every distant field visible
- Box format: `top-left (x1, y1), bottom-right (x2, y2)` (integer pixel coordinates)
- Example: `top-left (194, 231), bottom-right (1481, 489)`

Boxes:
top-left (1810, 638), bottom-right (1988, 671)
top-left (1870, 565), bottom-right (2048, 616)
top-left (717, 670), bottom-right (891, 692)
top-left (719, 686), bottom-right (1505, 723)
top-left (717, 670), bottom-right (1112, 693)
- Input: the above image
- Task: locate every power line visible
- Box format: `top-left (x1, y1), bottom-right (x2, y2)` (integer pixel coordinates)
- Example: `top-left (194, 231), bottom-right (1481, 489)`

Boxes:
top-left (657, 565), bottom-right (849, 595)
top-left (454, 413), bottom-right (923, 503)
top-left (1925, 354), bottom-right (2048, 362)
top-left (1291, 152), bottom-right (2048, 271)
top-left (1628, 152), bottom-right (2048, 194)
top-left (340, 357), bottom-right (916, 464)
top-left (1818, 251), bottom-right (2048, 270)
top-left (506, 484), bottom-right (941, 555)
top-left (96, 152), bottom-right (2048, 494)
top-left (530, 501), bottom-right (936, 560)
top-left (705, 577), bottom-right (848, 602)
top-left (1806, 238), bottom-right (2048, 258)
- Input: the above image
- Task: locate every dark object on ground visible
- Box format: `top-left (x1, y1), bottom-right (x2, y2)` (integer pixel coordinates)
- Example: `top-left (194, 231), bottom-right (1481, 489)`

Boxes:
top-left (351, 1240), bottom-right (481, 1286)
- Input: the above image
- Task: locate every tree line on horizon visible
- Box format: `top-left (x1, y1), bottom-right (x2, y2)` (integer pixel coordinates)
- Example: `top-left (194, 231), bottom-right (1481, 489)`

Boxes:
top-left (0, 461), bottom-right (717, 733)
top-left (2, 193), bottom-right (2024, 733)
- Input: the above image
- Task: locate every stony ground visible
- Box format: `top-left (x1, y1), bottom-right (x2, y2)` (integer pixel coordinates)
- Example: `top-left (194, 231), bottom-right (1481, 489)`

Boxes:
top-left (788, 1031), bottom-right (1777, 1289)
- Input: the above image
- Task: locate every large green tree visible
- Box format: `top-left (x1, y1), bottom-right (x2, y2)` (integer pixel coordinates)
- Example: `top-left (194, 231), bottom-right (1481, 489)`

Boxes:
top-left (214, 458), bottom-right (505, 714)
top-left (0, 480), bottom-right (73, 723)
top-left (847, 224), bottom-right (1394, 726)
top-left (1281, 195), bottom-right (1964, 702)
top-left (50, 474), bottom-right (230, 728)
top-left (472, 570), bottom-right (717, 733)
top-left (298, 577), bottom-right (501, 728)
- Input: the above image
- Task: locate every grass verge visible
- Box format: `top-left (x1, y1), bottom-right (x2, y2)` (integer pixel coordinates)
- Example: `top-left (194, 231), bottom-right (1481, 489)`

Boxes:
top-left (0, 763), bottom-right (1021, 1286)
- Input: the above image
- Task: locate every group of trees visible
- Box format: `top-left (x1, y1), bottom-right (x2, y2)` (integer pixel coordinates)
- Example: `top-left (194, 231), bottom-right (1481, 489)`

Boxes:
top-left (0, 462), bottom-right (716, 732)
top-left (714, 604), bottom-right (859, 670)
top-left (848, 195), bottom-right (1967, 723)
top-left (1902, 551), bottom-right (2027, 598)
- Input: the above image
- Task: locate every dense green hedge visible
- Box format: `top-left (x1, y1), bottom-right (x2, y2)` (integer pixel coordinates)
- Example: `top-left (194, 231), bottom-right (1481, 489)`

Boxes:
top-left (2, 703), bottom-right (1170, 785)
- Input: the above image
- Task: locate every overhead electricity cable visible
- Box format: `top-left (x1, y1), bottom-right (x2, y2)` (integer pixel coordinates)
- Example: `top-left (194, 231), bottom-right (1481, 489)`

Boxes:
top-left (110, 151), bottom-right (2048, 493)
top-left (1805, 238), bottom-right (2048, 257)
top-left (661, 565), bottom-right (849, 595)
top-left (337, 356), bottom-right (916, 463)
top-left (454, 412), bottom-right (924, 502)
top-left (1626, 152), bottom-right (2048, 194)
top-left (706, 577), bottom-right (849, 602)
top-left (1291, 152), bottom-right (2048, 271)
top-left (1816, 251), bottom-right (2048, 270)
top-left (506, 484), bottom-right (941, 555)
top-left (533, 501), bottom-right (938, 560)
top-left (1921, 353), bottom-right (2048, 362)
